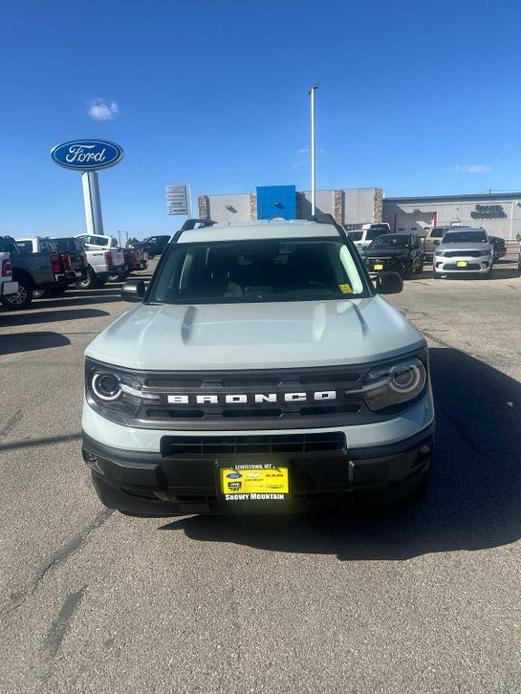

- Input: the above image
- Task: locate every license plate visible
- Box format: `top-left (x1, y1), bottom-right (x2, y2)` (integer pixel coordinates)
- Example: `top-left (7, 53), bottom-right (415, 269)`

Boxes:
top-left (219, 464), bottom-right (289, 501)
top-left (373, 264), bottom-right (384, 270)
top-left (456, 260), bottom-right (468, 267)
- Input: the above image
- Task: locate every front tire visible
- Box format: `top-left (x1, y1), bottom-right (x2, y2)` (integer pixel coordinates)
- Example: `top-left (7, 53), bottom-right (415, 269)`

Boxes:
top-left (1, 277), bottom-right (33, 310)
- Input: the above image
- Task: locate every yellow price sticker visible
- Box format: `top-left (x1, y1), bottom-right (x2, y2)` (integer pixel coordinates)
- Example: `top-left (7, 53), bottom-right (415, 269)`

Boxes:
top-left (339, 283), bottom-right (353, 294)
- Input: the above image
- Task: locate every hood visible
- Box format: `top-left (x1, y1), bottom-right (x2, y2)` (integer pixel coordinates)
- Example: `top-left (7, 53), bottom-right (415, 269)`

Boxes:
top-left (363, 247), bottom-right (411, 258)
top-left (437, 242), bottom-right (492, 253)
top-left (85, 298), bottom-right (425, 371)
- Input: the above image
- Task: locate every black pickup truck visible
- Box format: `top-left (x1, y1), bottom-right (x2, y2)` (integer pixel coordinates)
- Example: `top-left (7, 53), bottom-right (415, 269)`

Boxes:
top-left (0, 236), bottom-right (73, 309)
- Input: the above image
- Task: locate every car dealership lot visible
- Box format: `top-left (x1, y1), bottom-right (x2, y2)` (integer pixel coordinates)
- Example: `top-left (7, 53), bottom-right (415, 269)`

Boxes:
top-left (0, 260), bottom-right (520, 694)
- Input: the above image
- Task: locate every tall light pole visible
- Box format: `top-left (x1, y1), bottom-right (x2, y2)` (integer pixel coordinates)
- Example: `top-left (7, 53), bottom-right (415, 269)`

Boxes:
top-left (309, 83), bottom-right (319, 216)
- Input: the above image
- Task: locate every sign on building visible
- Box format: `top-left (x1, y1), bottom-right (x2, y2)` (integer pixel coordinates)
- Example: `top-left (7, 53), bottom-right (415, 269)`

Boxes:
top-left (166, 185), bottom-right (191, 215)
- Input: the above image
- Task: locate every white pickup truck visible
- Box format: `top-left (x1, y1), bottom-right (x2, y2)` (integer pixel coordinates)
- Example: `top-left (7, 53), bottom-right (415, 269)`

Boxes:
top-left (0, 238), bottom-right (18, 302)
top-left (75, 234), bottom-right (126, 289)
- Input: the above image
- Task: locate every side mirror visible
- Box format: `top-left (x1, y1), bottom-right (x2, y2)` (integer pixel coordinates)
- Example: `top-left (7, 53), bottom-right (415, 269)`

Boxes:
top-left (375, 271), bottom-right (403, 295)
top-left (517, 233), bottom-right (521, 242)
top-left (121, 279), bottom-right (146, 302)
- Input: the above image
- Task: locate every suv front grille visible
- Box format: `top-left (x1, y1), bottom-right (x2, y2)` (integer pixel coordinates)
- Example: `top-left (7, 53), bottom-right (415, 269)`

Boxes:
top-left (90, 354), bottom-right (426, 431)
top-left (443, 250), bottom-right (483, 258)
top-left (160, 432), bottom-right (346, 457)
top-left (443, 263), bottom-right (481, 270)
top-left (131, 366), bottom-right (367, 429)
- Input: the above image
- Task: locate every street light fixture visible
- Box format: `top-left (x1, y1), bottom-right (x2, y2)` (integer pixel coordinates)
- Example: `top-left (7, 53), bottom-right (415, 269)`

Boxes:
top-left (308, 83), bottom-right (319, 216)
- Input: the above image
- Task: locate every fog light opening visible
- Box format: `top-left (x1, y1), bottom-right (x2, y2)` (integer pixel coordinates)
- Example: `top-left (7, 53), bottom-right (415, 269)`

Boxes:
top-left (82, 450), bottom-right (104, 474)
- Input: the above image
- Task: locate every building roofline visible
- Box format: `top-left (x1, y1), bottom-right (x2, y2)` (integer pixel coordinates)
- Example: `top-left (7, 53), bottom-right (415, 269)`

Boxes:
top-left (384, 192), bottom-right (521, 204)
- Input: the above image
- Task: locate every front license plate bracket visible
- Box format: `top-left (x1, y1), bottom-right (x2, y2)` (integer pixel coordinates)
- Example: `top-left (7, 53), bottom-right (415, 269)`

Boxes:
top-left (217, 461), bottom-right (289, 502)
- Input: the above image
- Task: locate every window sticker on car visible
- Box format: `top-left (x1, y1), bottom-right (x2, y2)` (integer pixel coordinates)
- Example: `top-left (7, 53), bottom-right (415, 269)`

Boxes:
top-left (339, 283), bottom-right (352, 294)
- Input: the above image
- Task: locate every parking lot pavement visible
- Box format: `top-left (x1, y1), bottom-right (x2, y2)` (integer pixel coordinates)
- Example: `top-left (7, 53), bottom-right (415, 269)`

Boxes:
top-left (0, 260), bottom-right (520, 694)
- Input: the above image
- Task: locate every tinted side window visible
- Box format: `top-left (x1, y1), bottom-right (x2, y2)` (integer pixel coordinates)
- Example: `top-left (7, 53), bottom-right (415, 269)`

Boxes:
top-left (366, 229), bottom-right (386, 241)
top-left (40, 239), bottom-right (56, 252)
top-left (15, 240), bottom-right (34, 253)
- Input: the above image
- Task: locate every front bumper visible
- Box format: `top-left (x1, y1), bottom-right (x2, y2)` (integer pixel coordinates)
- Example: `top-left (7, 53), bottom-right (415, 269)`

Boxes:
top-left (82, 389), bottom-right (434, 515)
top-left (83, 426), bottom-right (433, 515)
top-left (365, 257), bottom-right (409, 276)
top-left (0, 281), bottom-right (18, 297)
top-left (433, 255), bottom-right (492, 275)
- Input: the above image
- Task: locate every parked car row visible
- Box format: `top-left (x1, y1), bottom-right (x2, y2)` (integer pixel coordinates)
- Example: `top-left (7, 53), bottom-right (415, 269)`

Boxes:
top-left (0, 233), bottom-right (149, 310)
top-left (346, 224), bottom-right (516, 281)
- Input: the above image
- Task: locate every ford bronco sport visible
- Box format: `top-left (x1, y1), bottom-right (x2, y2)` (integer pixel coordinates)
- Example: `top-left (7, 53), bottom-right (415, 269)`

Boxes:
top-left (82, 218), bottom-right (434, 516)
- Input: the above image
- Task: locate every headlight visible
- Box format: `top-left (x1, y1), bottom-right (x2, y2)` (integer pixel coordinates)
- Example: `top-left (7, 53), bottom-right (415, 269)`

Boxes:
top-left (85, 358), bottom-right (159, 421)
top-left (434, 250), bottom-right (444, 257)
top-left (91, 373), bottom-right (121, 401)
top-left (363, 357), bottom-right (427, 412)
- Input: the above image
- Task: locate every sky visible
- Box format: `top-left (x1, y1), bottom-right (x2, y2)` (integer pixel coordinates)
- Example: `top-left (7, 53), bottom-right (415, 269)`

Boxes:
top-left (2, 0), bottom-right (521, 238)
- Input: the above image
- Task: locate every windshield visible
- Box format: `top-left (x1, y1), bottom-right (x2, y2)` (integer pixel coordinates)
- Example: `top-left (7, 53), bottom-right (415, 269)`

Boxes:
top-left (430, 228), bottom-right (447, 238)
top-left (370, 235), bottom-right (410, 249)
top-left (348, 231), bottom-right (363, 241)
top-left (443, 231), bottom-right (488, 244)
top-left (149, 237), bottom-right (368, 304)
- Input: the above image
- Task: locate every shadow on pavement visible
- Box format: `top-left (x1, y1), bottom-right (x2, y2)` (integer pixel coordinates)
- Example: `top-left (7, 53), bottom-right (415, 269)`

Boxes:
top-left (0, 331), bottom-right (71, 356)
top-left (490, 267), bottom-right (520, 280)
top-left (33, 295), bottom-right (122, 310)
top-left (0, 308), bottom-right (109, 327)
top-left (162, 348), bottom-right (521, 560)
top-left (0, 431), bottom-right (81, 452)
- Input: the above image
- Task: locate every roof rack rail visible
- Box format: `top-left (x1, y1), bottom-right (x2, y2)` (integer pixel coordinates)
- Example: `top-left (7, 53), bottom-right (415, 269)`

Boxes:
top-left (306, 212), bottom-right (348, 239)
top-left (180, 218), bottom-right (217, 231)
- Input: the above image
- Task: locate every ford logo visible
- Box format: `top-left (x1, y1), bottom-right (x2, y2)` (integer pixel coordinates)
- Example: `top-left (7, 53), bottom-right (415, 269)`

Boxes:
top-left (226, 471), bottom-right (242, 479)
top-left (51, 139), bottom-right (124, 171)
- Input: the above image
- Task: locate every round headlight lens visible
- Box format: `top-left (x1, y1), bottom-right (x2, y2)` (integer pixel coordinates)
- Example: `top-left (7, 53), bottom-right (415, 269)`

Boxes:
top-left (92, 373), bottom-right (121, 401)
top-left (364, 357), bottom-right (427, 411)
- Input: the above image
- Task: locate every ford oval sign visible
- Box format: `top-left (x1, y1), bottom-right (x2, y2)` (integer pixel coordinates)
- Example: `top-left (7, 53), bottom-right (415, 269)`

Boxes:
top-left (51, 139), bottom-right (124, 171)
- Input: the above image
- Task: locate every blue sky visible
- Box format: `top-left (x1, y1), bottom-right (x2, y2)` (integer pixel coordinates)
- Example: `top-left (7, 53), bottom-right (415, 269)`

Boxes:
top-left (2, 0), bottom-right (521, 238)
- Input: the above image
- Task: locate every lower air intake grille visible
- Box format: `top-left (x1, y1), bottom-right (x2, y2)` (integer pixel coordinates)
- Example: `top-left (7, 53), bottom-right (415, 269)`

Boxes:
top-left (160, 432), bottom-right (346, 457)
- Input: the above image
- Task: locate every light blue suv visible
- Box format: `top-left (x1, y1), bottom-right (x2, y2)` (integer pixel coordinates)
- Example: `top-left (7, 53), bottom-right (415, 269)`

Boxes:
top-left (82, 218), bottom-right (434, 516)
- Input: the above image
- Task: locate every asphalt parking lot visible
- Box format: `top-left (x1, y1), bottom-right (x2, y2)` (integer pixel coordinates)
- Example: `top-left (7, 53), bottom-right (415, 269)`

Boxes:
top-left (0, 258), bottom-right (520, 694)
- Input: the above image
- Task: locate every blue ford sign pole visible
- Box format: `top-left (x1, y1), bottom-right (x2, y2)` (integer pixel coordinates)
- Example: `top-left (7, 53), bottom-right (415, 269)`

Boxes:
top-left (51, 139), bottom-right (124, 235)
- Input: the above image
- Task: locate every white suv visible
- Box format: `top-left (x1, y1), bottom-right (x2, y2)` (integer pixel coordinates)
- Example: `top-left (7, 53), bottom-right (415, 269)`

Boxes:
top-left (348, 224), bottom-right (391, 251)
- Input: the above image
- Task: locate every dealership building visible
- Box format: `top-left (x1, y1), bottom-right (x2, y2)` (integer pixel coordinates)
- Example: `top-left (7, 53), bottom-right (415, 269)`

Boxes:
top-left (198, 186), bottom-right (521, 240)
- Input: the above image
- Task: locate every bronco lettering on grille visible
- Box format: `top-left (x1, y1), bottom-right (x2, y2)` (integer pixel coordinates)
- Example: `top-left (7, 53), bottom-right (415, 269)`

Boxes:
top-left (167, 391), bottom-right (337, 405)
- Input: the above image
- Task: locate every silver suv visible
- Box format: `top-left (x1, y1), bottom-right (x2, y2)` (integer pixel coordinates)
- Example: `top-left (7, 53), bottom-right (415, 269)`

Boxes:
top-left (433, 228), bottom-right (493, 279)
top-left (82, 218), bottom-right (434, 516)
